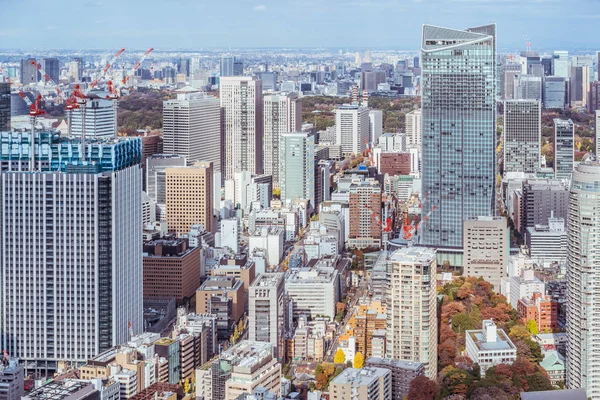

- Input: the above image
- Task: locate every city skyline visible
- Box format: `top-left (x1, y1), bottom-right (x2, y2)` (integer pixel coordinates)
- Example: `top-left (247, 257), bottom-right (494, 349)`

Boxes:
top-left (2, 0), bottom-right (599, 50)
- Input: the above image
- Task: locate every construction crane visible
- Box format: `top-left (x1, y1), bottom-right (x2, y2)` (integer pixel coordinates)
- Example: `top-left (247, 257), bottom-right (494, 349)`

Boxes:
top-left (29, 94), bottom-right (45, 171)
top-left (88, 48), bottom-right (126, 92)
top-left (120, 47), bottom-right (154, 89)
top-left (30, 61), bottom-right (62, 100)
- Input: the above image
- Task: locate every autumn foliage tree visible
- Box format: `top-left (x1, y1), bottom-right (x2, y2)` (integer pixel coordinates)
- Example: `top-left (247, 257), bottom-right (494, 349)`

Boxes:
top-left (334, 348), bottom-right (346, 364)
top-left (407, 375), bottom-right (438, 400)
top-left (353, 352), bottom-right (364, 368)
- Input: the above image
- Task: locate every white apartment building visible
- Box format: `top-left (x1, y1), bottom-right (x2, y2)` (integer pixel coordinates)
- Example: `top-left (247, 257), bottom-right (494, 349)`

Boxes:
top-left (509, 269), bottom-right (545, 309)
top-left (220, 76), bottom-right (264, 180)
top-left (330, 367), bottom-right (392, 400)
top-left (285, 263), bottom-right (339, 320)
top-left (465, 320), bottom-right (517, 377)
top-left (263, 93), bottom-right (302, 187)
top-left (405, 109), bottom-right (421, 147)
top-left (248, 227), bottom-right (284, 267)
top-left (162, 89), bottom-right (222, 171)
top-left (566, 161), bottom-right (600, 397)
top-left (386, 246), bottom-right (437, 379)
top-left (249, 273), bottom-right (287, 357)
top-left (335, 104), bottom-right (369, 156)
top-left (369, 109), bottom-right (383, 143)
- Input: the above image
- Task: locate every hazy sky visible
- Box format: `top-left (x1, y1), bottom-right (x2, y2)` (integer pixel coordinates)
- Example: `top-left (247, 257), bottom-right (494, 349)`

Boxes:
top-left (1, 0), bottom-right (599, 51)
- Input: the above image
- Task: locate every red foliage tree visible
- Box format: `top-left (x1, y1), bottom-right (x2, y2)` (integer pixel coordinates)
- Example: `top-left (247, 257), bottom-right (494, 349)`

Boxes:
top-left (407, 376), bottom-right (438, 400)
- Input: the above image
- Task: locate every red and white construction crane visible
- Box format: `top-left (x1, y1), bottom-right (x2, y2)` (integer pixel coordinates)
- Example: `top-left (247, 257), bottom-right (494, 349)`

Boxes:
top-left (28, 94), bottom-right (45, 171)
top-left (88, 48), bottom-right (126, 92)
top-left (30, 60), bottom-right (63, 100)
top-left (121, 47), bottom-right (154, 88)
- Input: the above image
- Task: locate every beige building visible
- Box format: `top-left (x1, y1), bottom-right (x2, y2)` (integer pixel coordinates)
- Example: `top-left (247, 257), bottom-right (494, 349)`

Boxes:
top-left (196, 340), bottom-right (281, 400)
top-left (165, 161), bottom-right (213, 234)
top-left (386, 246), bottom-right (438, 379)
top-left (405, 109), bottom-right (422, 148)
top-left (330, 367), bottom-right (392, 400)
top-left (463, 216), bottom-right (509, 291)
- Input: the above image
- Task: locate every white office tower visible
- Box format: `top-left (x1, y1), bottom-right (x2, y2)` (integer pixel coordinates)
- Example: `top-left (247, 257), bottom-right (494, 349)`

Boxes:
top-left (335, 104), bottom-right (369, 157)
top-left (163, 88), bottom-right (221, 171)
top-left (248, 273), bottom-right (287, 358)
top-left (146, 154), bottom-right (187, 220)
top-left (368, 110), bottom-right (383, 143)
top-left (220, 76), bottom-right (264, 180)
top-left (280, 132), bottom-right (315, 207)
top-left (0, 132), bottom-right (143, 371)
top-left (405, 109), bottom-right (422, 148)
top-left (70, 98), bottom-right (117, 138)
top-left (263, 93), bottom-right (302, 187)
top-left (566, 160), bottom-right (600, 397)
top-left (503, 100), bottom-right (541, 174)
top-left (552, 51), bottom-right (569, 78)
top-left (386, 246), bottom-right (438, 379)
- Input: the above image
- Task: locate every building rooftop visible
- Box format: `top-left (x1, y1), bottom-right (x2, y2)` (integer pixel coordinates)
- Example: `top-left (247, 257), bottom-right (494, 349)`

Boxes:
top-left (388, 246), bottom-right (436, 265)
top-left (24, 380), bottom-right (95, 399)
top-left (286, 264), bottom-right (337, 285)
top-left (331, 367), bottom-right (389, 386)
top-left (218, 340), bottom-right (274, 373)
top-left (251, 273), bottom-right (284, 288)
top-left (366, 357), bottom-right (424, 372)
top-left (467, 320), bottom-right (516, 352)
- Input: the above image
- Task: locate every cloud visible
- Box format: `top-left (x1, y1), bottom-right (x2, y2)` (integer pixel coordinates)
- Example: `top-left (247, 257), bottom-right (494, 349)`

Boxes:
top-left (47, 26), bottom-right (56, 30)
top-left (253, 4), bottom-right (267, 11)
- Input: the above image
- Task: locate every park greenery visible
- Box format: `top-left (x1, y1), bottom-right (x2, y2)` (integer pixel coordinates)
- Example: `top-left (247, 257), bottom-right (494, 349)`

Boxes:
top-left (117, 88), bottom-right (173, 133)
top-left (408, 276), bottom-right (555, 399)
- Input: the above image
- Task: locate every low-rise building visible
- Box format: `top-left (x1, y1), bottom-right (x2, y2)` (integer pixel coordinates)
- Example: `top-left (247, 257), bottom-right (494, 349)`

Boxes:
top-left (365, 357), bottom-right (424, 400)
top-left (525, 216), bottom-right (567, 266)
top-left (196, 341), bottom-right (281, 400)
top-left (249, 227), bottom-right (284, 267)
top-left (285, 262), bottom-right (340, 320)
top-left (23, 380), bottom-right (99, 400)
top-left (540, 350), bottom-right (566, 386)
top-left (465, 320), bottom-right (517, 376)
top-left (0, 358), bottom-right (24, 400)
top-left (196, 277), bottom-right (245, 335)
top-left (329, 367), bottom-right (392, 400)
top-left (509, 269), bottom-right (545, 309)
top-left (518, 292), bottom-right (559, 332)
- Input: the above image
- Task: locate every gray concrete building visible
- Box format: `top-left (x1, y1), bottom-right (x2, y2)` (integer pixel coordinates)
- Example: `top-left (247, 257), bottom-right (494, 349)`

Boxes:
top-left (504, 100), bottom-right (541, 174)
top-left (520, 179), bottom-right (569, 234)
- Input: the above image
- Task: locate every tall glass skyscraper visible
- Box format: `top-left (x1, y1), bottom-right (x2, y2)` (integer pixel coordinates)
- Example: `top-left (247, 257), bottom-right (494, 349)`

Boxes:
top-left (420, 24), bottom-right (497, 248)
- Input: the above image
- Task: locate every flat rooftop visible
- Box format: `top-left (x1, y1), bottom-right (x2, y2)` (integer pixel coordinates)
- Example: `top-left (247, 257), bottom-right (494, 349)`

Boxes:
top-left (467, 328), bottom-right (516, 352)
top-left (252, 273), bottom-right (284, 288)
top-left (332, 367), bottom-right (389, 386)
top-left (219, 340), bottom-right (273, 370)
top-left (388, 246), bottom-right (436, 265)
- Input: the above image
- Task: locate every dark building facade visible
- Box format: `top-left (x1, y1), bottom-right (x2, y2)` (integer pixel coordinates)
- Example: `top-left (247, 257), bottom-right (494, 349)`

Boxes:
top-left (41, 57), bottom-right (60, 84)
top-left (0, 82), bottom-right (10, 131)
top-left (520, 179), bottom-right (569, 235)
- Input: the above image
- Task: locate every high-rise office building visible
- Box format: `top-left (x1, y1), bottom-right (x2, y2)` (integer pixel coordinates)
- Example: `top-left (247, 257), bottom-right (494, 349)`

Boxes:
top-left (553, 119), bottom-right (574, 180)
top-left (566, 160), bottom-right (600, 397)
top-left (504, 100), bottom-right (541, 174)
top-left (20, 58), bottom-right (38, 84)
top-left (163, 89), bottom-right (222, 171)
top-left (248, 273), bottom-right (287, 358)
top-left (463, 216), bottom-right (509, 291)
top-left (335, 104), bottom-right (369, 157)
top-left (72, 57), bottom-right (83, 80)
top-left (41, 57), bottom-right (60, 84)
top-left (263, 93), bottom-right (302, 187)
top-left (543, 77), bottom-right (567, 109)
top-left (520, 179), bottom-right (569, 233)
top-left (502, 64), bottom-right (522, 100)
top-left (386, 246), bottom-right (438, 379)
top-left (541, 57), bottom-right (552, 76)
top-left (178, 58), bottom-right (190, 77)
top-left (514, 75), bottom-right (542, 101)
top-left (405, 109), bottom-right (422, 147)
top-left (369, 110), bottom-right (383, 143)
top-left (280, 132), bottom-right (315, 206)
top-left (0, 132), bottom-right (142, 370)
top-left (220, 76), bottom-right (263, 180)
top-left (165, 161), bottom-right (214, 234)
top-left (233, 60), bottom-right (244, 76)
top-left (596, 110), bottom-right (600, 156)
top-left (570, 66), bottom-right (590, 108)
top-left (220, 55), bottom-right (235, 77)
top-left (589, 81), bottom-right (600, 114)
top-left (421, 24), bottom-right (496, 248)
top-left (552, 51), bottom-right (569, 78)
top-left (70, 98), bottom-right (118, 138)
top-left (0, 82), bottom-right (10, 131)
top-left (146, 154), bottom-right (187, 221)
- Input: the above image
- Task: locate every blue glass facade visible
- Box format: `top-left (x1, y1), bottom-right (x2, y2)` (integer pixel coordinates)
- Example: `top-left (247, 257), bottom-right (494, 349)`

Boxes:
top-left (420, 25), bottom-right (497, 248)
top-left (0, 131), bottom-right (142, 173)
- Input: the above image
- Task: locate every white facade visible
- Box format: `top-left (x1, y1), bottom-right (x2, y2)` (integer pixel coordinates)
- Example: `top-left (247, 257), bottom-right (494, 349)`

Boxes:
top-left (552, 51), bottom-right (569, 78)
top-left (465, 320), bottom-right (517, 377)
top-left (386, 246), bottom-right (437, 379)
top-left (509, 269), bottom-right (545, 309)
top-left (526, 216), bottom-right (567, 265)
top-left (220, 76), bottom-right (264, 180)
top-left (566, 161), bottom-right (600, 396)
top-left (220, 218), bottom-right (239, 253)
top-left (335, 105), bottom-right (369, 156)
top-left (1, 164), bottom-right (143, 367)
top-left (248, 273), bottom-right (286, 357)
top-left (248, 227), bottom-right (284, 267)
top-left (285, 263), bottom-right (339, 320)
top-left (163, 91), bottom-right (222, 170)
top-left (405, 109), bottom-right (422, 148)
top-left (368, 110), bottom-right (383, 143)
top-left (263, 93), bottom-right (302, 187)
top-left (70, 98), bottom-right (117, 138)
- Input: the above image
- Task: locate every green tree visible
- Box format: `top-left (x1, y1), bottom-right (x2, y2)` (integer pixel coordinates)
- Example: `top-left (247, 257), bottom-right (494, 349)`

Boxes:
top-left (526, 319), bottom-right (539, 335)
top-left (334, 348), bottom-right (346, 364)
top-left (353, 352), bottom-right (364, 368)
